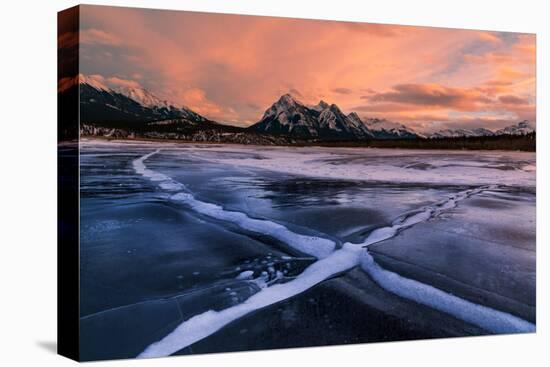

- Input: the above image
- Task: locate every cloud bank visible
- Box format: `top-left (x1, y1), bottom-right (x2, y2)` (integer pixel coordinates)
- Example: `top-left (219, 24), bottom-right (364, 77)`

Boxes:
top-left (70, 5), bottom-right (535, 131)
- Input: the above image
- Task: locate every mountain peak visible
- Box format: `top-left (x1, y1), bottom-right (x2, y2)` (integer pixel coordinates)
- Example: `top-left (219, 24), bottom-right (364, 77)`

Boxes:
top-left (258, 93), bottom-right (312, 128)
top-left (252, 95), bottom-right (379, 139)
top-left (363, 117), bottom-right (423, 138)
top-left (114, 85), bottom-right (172, 109)
top-left (347, 112), bottom-right (364, 126)
top-left (317, 100), bottom-right (330, 109)
top-left (277, 93), bottom-right (300, 105)
top-left (75, 73), bottom-right (209, 124)
top-left (328, 103), bottom-right (342, 112)
top-left (78, 73), bottom-right (110, 91)
top-left (496, 120), bottom-right (535, 135)
top-left (348, 112), bottom-right (361, 119)
top-left (76, 74), bottom-right (177, 109)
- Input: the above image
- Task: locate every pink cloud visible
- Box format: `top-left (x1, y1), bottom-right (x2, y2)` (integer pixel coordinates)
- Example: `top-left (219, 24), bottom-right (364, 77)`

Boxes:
top-left (80, 28), bottom-right (122, 46)
top-left (106, 76), bottom-right (141, 89)
top-left (78, 6), bottom-right (536, 129)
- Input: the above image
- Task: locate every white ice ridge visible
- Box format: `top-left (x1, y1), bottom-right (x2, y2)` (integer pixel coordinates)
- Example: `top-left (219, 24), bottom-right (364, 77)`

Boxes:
top-left (360, 252), bottom-right (535, 334)
top-left (138, 244), bottom-right (363, 358)
top-left (133, 149), bottom-right (335, 259)
top-left (132, 150), bottom-right (534, 358)
top-left (170, 192), bottom-right (335, 258)
top-left (132, 149), bottom-right (185, 191)
top-left (356, 186), bottom-right (535, 334)
top-left (361, 186), bottom-right (494, 247)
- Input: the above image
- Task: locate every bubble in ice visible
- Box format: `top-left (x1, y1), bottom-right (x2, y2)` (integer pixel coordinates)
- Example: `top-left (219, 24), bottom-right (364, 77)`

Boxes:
top-left (236, 270), bottom-right (254, 280)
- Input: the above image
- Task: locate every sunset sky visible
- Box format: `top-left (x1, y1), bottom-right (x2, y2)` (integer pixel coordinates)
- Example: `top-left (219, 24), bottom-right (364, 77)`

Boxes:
top-left (74, 5), bottom-right (535, 132)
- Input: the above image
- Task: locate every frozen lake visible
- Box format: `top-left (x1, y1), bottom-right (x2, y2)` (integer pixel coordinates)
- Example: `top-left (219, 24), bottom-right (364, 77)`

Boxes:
top-left (78, 140), bottom-right (535, 361)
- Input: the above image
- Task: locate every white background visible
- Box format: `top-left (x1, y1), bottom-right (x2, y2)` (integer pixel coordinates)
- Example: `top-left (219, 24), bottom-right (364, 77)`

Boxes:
top-left (0, 0), bottom-right (547, 365)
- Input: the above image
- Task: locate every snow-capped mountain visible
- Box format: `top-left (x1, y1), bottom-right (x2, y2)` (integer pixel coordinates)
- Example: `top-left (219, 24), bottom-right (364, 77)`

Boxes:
top-left (362, 118), bottom-right (425, 139)
top-left (77, 74), bottom-right (110, 92)
top-left (316, 103), bottom-right (374, 138)
top-left (113, 86), bottom-right (171, 109)
top-left (250, 94), bottom-right (321, 137)
top-left (430, 128), bottom-right (495, 138)
top-left (310, 100), bottom-right (330, 112)
top-left (62, 75), bottom-right (533, 145)
top-left (470, 127), bottom-right (496, 136)
top-left (346, 112), bottom-right (375, 138)
top-left (62, 74), bottom-right (209, 124)
top-left (429, 121), bottom-right (534, 138)
top-left (114, 85), bottom-right (207, 122)
top-left (249, 94), bottom-right (419, 139)
top-left (496, 120), bottom-right (535, 135)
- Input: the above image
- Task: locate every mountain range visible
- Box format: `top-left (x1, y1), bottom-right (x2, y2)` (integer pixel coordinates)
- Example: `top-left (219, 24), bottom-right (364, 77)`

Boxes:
top-left (249, 94), bottom-right (428, 140)
top-left (250, 94), bottom-right (377, 139)
top-left (60, 74), bottom-right (535, 143)
top-left (68, 74), bottom-right (210, 124)
top-left (429, 121), bottom-right (535, 138)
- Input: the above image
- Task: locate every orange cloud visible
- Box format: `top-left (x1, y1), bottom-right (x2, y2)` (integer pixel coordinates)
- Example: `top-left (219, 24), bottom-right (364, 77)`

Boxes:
top-left (77, 5), bottom-right (536, 131)
top-left (80, 28), bottom-right (122, 46)
top-left (106, 76), bottom-right (141, 89)
top-left (498, 94), bottom-right (530, 105)
top-left (358, 80), bottom-right (534, 129)
top-left (514, 35), bottom-right (536, 62)
top-left (477, 31), bottom-right (503, 44)
top-left (178, 88), bottom-right (240, 123)
top-left (367, 83), bottom-right (492, 111)
top-left (332, 88), bottom-right (354, 95)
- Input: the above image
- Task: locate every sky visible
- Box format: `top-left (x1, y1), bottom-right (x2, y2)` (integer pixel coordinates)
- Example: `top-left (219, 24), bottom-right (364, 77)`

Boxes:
top-left (73, 5), bottom-right (535, 132)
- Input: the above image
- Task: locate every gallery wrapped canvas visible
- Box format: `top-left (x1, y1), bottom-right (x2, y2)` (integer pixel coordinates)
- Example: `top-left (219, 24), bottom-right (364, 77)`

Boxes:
top-left (58, 4), bottom-right (536, 362)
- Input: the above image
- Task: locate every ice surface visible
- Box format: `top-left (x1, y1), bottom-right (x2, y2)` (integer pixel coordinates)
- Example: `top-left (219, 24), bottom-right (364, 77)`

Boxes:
top-left (368, 187), bottom-right (536, 320)
top-left (123, 143), bottom-right (535, 358)
top-left (132, 149), bottom-right (184, 191)
top-left (360, 251), bottom-right (535, 334)
top-left (96, 140), bottom-right (536, 188)
top-left (175, 145), bottom-right (535, 187)
top-left (133, 149), bottom-right (335, 259)
top-left (350, 185), bottom-right (535, 333)
top-left (138, 244), bottom-right (363, 358)
top-left (360, 186), bottom-right (493, 247)
top-left (170, 192), bottom-right (335, 259)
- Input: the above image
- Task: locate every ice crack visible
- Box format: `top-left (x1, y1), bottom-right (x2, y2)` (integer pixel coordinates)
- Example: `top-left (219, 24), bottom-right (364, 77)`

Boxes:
top-left (131, 150), bottom-right (534, 358)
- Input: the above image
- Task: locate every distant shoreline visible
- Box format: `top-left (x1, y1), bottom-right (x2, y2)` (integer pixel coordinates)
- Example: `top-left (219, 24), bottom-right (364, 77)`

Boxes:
top-left (79, 133), bottom-right (536, 152)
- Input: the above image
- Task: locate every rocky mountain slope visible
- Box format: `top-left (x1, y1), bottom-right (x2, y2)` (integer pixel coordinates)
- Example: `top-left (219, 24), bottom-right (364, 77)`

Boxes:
top-left (429, 121), bottom-right (534, 138)
top-left (59, 75), bottom-right (535, 145)
top-left (249, 94), bottom-right (422, 140)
